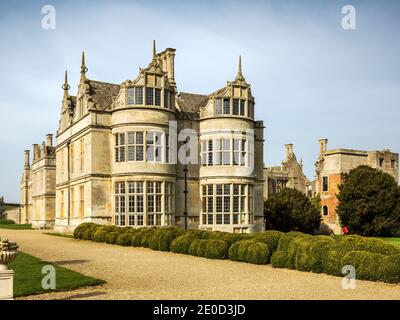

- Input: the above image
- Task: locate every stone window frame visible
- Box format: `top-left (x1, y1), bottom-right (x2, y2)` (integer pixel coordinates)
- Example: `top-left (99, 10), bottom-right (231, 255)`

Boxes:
top-left (214, 96), bottom-right (250, 118)
top-left (114, 131), bottom-right (168, 164)
top-left (200, 183), bottom-right (253, 226)
top-left (200, 136), bottom-right (247, 168)
top-left (323, 205), bottom-right (329, 216)
top-left (113, 180), bottom-right (174, 227)
top-left (126, 86), bottom-right (172, 109)
top-left (322, 176), bottom-right (329, 192)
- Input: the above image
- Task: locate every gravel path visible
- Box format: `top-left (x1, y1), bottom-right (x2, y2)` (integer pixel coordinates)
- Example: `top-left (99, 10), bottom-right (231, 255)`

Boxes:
top-left (1, 229), bottom-right (400, 300)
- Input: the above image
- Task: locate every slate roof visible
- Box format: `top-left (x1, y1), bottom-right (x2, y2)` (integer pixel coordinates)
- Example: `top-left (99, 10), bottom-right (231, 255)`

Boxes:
top-left (87, 80), bottom-right (120, 110)
top-left (177, 92), bottom-right (209, 113)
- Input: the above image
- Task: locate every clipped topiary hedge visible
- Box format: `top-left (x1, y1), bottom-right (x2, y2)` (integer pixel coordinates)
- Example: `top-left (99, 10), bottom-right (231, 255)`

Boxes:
top-left (72, 222), bottom-right (400, 284)
top-left (158, 230), bottom-right (175, 251)
top-left (246, 242), bottom-right (270, 265)
top-left (228, 241), bottom-right (242, 261)
top-left (271, 250), bottom-right (288, 268)
top-left (170, 233), bottom-right (198, 254)
top-left (204, 240), bottom-right (228, 259)
top-left (105, 232), bottom-right (119, 244)
top-left (116, 232), bottom-right (132, 246)
top-left (237, 240), bottom-right (257, 262)
top-left (93, 230), bottom-right (107, 242)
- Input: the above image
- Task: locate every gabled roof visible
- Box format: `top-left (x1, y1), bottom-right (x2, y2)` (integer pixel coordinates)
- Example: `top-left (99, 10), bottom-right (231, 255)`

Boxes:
top-left (87, 80), bottom-right (120, 110)
top-left (177, 92), bottom-right (209, 113)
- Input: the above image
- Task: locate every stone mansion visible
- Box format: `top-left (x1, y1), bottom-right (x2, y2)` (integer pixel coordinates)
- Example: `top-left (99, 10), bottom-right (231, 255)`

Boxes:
top-left (20, 44), bottom-right (265, 233)
top-left (18, 44), bottom-right (399, 234)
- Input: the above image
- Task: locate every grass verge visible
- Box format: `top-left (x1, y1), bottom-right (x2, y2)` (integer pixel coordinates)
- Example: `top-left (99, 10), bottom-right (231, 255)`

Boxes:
top-left (9, 251), bottom-right (105, 297)
top-left (0, 224), bottom-right (32, 230)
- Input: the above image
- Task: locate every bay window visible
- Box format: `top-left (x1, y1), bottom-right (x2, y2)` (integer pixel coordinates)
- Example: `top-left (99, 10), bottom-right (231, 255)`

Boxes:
top-left (201, 183), bottom-right (254, 225)
top-left (201, 137), bottom-right (246, 167)
top-left (114, 181), bottom-right (174, 227)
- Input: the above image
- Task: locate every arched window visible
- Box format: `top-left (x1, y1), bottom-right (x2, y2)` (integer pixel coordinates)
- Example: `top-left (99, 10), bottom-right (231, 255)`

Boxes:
top-left (323, 206), bottom-right (328, 216)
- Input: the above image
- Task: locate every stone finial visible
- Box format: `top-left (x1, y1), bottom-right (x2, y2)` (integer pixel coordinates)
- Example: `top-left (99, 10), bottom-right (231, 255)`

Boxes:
top-left (80, 51), bottom-right (88, 80)
top-left (62, 70), bottom-right (70, 96)
top-left (152, 40), bottom-right (157, 60)
top-left (235, 55), bottom-right (245, 82)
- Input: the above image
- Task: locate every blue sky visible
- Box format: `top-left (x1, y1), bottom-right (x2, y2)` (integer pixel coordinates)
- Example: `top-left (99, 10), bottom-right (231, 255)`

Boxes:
top-left (0, 0), bottom-right (399, 202)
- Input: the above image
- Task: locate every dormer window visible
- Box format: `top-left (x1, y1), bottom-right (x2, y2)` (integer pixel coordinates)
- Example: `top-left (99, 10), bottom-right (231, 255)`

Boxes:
top-left (155, 88), bottom-right (161, 106)
top-left (127, 88), bottom-right (135, 105)
top-left (215, 99), bottom-right (222, 115)
top-left (223, 98), bottom-right (230, 114)
top-left (233, 99), bottom-right (239, 115)
top-left (146, 87), bottom-right (154, 105)
top-left (135, 87), bottom-right (143, 104)
top-left (215, 97), bottom-right (247, 117)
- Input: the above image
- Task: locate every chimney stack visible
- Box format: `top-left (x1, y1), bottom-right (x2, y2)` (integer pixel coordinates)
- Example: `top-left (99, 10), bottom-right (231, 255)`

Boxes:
top-left (319, 139), bottom-right (328, 156)
top-left (33, 144), bottom-right (39, 161)
top-left (24, 150), bottom-right (30, 168)
top-left (285, 144), bottom-right (293, 161)
top-left (46, 134), bottom-right (53, 147)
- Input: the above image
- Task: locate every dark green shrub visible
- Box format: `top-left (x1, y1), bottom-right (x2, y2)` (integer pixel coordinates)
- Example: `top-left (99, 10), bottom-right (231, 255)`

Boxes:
top-left (277, 231), bottom-right (305, 252)
top-left (340, 235), bottom-right (400, 256)
top-left (321, 241), bottom-right (353, 276)
top-left (379, 254), bottom-right (400, 283)
top-left (81, 229), bottom-right (93, 241)
top-left (170, 234), bottom-right (198, 254)
top-left (158, 230), bottom-right (175, 251)
top-left (197, 239), bottom-right (209, 257)
top-left (264, 188), bottom-right (321, 234)
top-left (306, 237), bottom-right (336, 273)
top-left (93, 230), bottom-right (107, 242)
top-left (73, 222), bottom-right (97, 239)
top-left (105, 232), bottom-right (119, 244)
top-left (149, 230), bottom-right (163, 250)
top-left (337, 165), bottom-right (400, 236)
top-left (116, 233), bottom-right (132, 246)
top-left (237, 240), bottom-right (256, 262)
top-left (131, 231), bottom-right (144, 247)
top-left (228, 241), bottom-right (242, 261)
top-left (188, 239), bottom-right (201, 256)
top-left (0, 219), bottom-right (15, 225)
top-left (341, 251), bottom-right (382, 281)
top-left (246, 242), bottom-right (270, 264)
top-left (271, 251), bottom-right (288, 268)
top-left (222, 233), bottom-right (250, 247)
top-left (286, 234), bottom-right (313, 269)
top-left (204, 240), bottom-right (228, 259)
top-left (199, 231), bottom-right (214, 240)
top-left (253, 230), bottom-right (283, 253)
top-left (141, 229), bottom-right (157, 248)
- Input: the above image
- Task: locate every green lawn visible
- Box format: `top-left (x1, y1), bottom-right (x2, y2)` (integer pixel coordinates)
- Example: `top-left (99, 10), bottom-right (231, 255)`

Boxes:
top-left (0, 223), bottom-right (32, 230)
top-left (9, 252), bottom-right (105, 297)
top-left (380, 237), bottom-right (400, 247)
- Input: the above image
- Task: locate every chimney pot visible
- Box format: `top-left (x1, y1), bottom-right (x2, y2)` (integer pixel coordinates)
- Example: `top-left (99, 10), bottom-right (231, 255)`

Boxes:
top-left (46, 134), bottom-right (53, 147)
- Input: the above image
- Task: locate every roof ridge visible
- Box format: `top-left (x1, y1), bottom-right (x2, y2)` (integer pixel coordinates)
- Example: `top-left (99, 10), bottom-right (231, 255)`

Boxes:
top-left (87, 79), bottom-right (120, 87)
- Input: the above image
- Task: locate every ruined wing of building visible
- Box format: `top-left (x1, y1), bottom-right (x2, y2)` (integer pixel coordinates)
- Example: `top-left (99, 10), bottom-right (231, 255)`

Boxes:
top-left (20, 44), bottom-right (265, 233)
top-left (314, 138), bottom-right (399, 234)
top-left (263, 144), bottom-right (309, 200)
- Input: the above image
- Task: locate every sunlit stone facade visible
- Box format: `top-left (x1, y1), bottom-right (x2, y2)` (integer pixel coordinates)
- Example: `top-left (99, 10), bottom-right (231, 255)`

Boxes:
top-left (21, 44), bottom-right (265, 233)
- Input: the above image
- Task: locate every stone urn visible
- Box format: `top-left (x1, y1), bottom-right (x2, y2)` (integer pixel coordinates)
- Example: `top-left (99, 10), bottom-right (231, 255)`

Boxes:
top-left (0, 239), bottom-right (18, 271)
